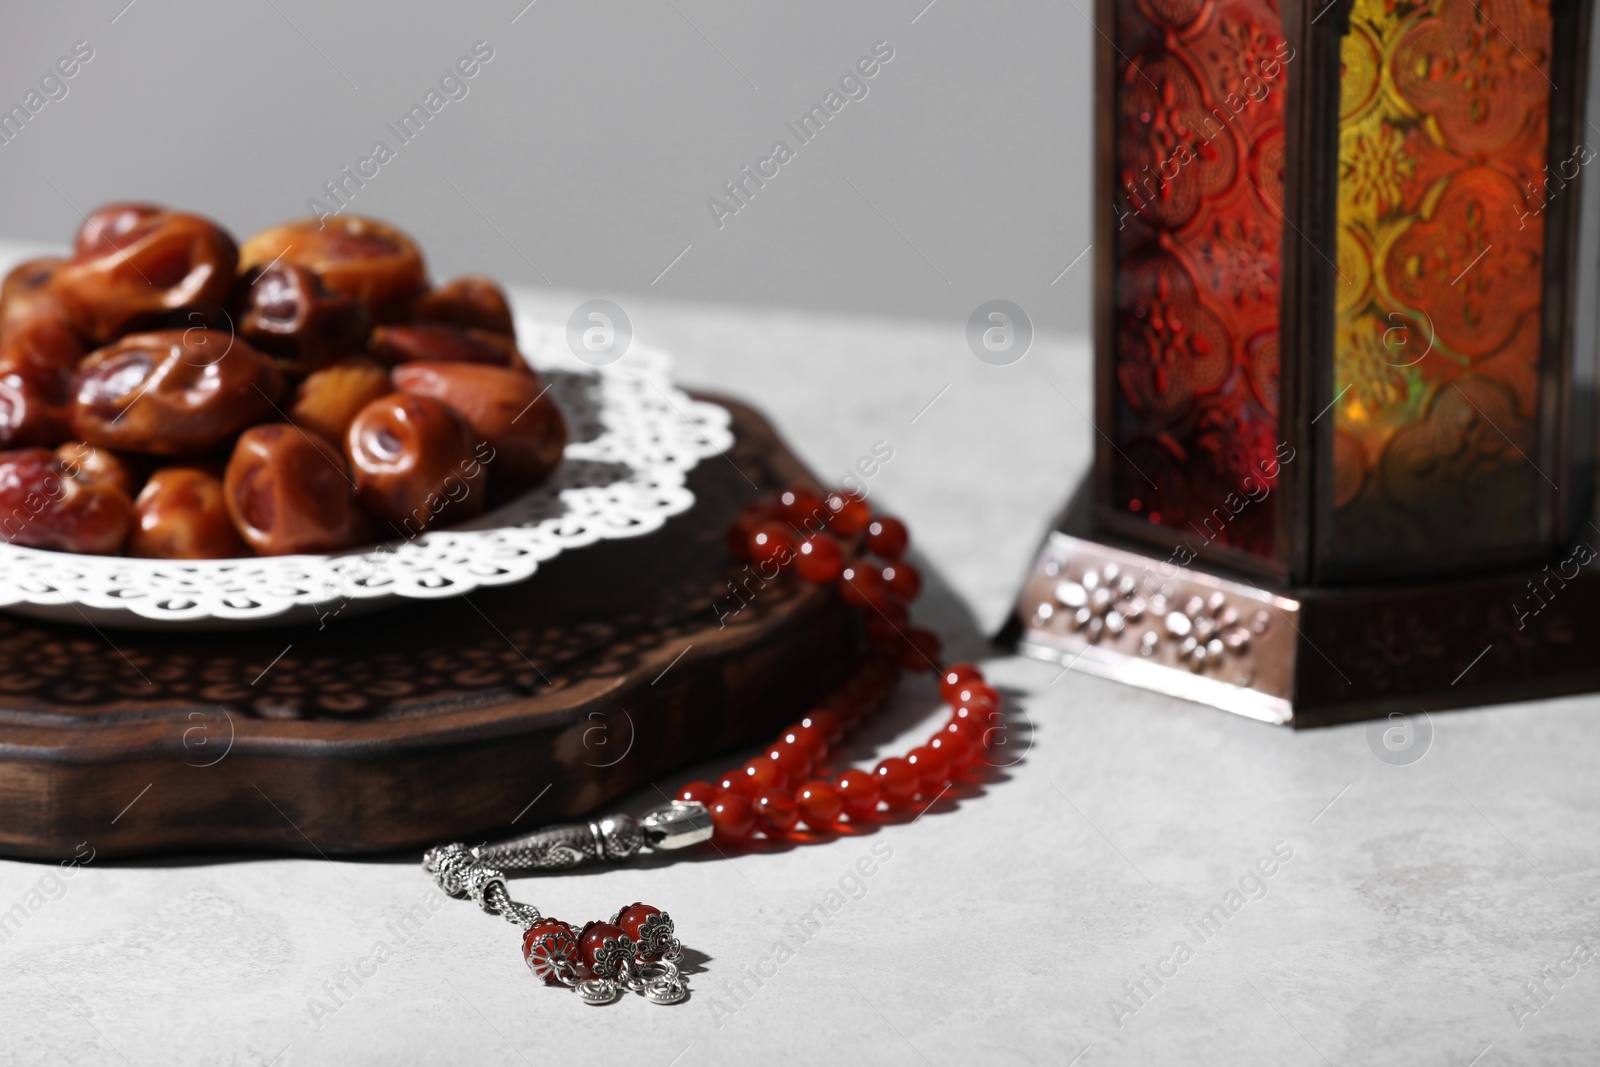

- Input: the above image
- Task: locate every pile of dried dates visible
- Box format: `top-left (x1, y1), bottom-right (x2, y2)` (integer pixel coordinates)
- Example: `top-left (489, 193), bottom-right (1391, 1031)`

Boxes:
top-left (0, 205), bottom-right (566, 558)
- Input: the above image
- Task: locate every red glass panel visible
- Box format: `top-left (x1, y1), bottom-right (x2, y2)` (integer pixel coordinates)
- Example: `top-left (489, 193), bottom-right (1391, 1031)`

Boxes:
top-left (1325, 0), bottom-right (1553, 568)
top-left (1109, 0), bottom-right (1290, 560)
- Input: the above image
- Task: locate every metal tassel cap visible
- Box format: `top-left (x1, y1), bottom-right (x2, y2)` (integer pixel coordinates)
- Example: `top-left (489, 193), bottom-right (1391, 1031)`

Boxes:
top-left (639, 800), bottom-right (713, 851)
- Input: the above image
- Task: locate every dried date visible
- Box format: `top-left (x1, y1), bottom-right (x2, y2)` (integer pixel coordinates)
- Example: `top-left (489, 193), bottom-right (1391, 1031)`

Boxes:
top-left (129, 466), bottom-right (249, 559)
top-left (0, 446), bottom-right (132, 554)
top-left (239, 216), bottom-right (426, 325)
top-left (392, 361), bottom-right (565, 482)
top-left (344, 393), bottom-right (486, 535)
top-left (367, 323), bottom-right (520, 368)
top-left (71, 329), bottom-right (283, 455)
top-left (238, 262), bottom-right (368, 373)
top-left (224, 425), bottom-right (370, 555)
top-left (52, 207), bottom-right (239, 344)
top-left (288, 356), bottom-right (393, 444)
top-left (413, 275), bottom-right (515, 337)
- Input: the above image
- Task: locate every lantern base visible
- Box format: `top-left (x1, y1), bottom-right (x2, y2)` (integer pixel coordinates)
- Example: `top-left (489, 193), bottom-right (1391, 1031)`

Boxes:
top-left (1004, 485), bottom-right (1600, 728)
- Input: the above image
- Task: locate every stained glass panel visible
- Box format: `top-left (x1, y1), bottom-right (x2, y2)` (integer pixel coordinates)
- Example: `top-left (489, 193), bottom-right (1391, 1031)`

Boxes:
top-left (1325, 0), bottom-right (1554, 568)
top-left (1108, 0), bottom-right (1291, 561)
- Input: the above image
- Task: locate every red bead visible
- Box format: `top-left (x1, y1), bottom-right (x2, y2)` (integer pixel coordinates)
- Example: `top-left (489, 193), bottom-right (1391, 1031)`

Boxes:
top-left (929, 729), bottom-right (974, 771)
top-left (825, 689), bottom-right (871, 730)
top-left (906, 744), bottom-right (949, 793)
top-left (617, 903), bottom-right (659, 939)
top-left (748, 522), bottom-right (795, 569)
top-left (523, 919), bottom-right (579, 984)
top-left (742, 759), bottom-right (786, 794)
top-left (715, 769), bottom-right (746, 795)
top-left (949, 703), bottom-right (1002, 733)
top-left (947, 714), bottom-right (990, 754)
top-left (781, 722), bottom-right (828, 765)
top-left (802, 709), bottom-right (844, 744)
top-left (873, 757), bottom-right (920, 808)
top-left (825, 673), bottom-right (887, 728)
top-left (616, 903), bottom-right (675, 960)
top-left (578, 921), bottom-right (630, 975)
top-left (949, 681), bottom-right (1000, 713)
top-left (866, 516), bottom-right (909, 558)
top-left (825, 492), bottom-right (870, 535)
top-left (709, 793), bottom-right (756, 841)
top-left (947, 702), bottom-right (981, 724)
top-left (881, 560), bottom-right (922, 600)
top-left (896, 628), bottom-right (942, 671)
top-left (938, 663), bottom-right (984, 703)
top-left (839, 563), bottom-right (892, 609)
top-left (778, 485), bottom-right (825, 525)
top-left (794, 533), bottom-right (844, 582)
top-left (754, 787), bottom-right (799, 833)
top-left (796, 780), bottom-right (843, 829)
top-left (677, 780), bottom-right (719, 805)
top-left (727, 501), bottom-right (780, 561)
top-left (833, 770), bottom-right (881, 820)
top-left (766, 741), bottom-right (811, 785)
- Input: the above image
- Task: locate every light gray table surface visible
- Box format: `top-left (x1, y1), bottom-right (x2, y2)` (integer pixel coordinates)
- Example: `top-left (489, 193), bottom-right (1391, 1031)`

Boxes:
top-left (0, 270), bottom-right (1594, 1066)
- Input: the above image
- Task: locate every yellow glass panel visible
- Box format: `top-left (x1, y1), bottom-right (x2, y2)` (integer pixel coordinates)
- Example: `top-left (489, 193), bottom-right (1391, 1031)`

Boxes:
top-left (1328, 0), bottom-right (1553, 567)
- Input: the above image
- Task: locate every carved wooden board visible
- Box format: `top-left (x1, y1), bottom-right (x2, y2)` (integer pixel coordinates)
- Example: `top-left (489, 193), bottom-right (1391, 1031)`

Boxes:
top-left (0, 396), bottom-right (862, 859)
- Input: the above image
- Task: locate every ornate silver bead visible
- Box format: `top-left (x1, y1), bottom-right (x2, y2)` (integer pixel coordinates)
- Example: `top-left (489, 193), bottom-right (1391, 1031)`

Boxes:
top-left (463, 864), bottom-right (509, 914)
top-left (422, 842), bottom-right (477, 898)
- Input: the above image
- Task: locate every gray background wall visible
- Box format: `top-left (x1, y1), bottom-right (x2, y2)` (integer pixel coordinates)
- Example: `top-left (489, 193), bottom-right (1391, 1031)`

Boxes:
top-left (0, 0), bottom-right (1093, 333)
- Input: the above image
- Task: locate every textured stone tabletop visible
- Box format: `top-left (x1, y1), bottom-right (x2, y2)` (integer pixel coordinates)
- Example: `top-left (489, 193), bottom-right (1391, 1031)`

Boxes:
top-left (1, 279), bottom-right (1595, 1067)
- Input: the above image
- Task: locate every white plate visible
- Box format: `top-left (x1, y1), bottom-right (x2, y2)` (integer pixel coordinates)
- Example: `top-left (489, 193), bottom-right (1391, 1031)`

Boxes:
top-left (0, 319), bottom-right (732, 630)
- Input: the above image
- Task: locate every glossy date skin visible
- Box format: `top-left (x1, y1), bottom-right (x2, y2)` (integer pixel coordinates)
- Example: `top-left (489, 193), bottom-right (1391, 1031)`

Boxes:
top-left (367, 323), bottom-right (521, 368)
top-left (224, 425), bottom-right (370, 555)
top-left (52, 207), bottom-right (239, 344)
top-left (392, 361), bottom-right (565, 482)
top-left (0, 318), bottom-right (84, 391)
top-left (71, 330), bottom-right (283, 455)
top-left (345, 393), bottom-right (485, 534)
top-left (129, 466), bottom-right (248, 559)
top-left (56, 441), bottom-right (139, 498)
top-left (73, 202), bottom-right (167, 258)
top-left (238, 262), bottom-right (368, 374)
top-left (0, 447), bottom-right (132, 554)
top-left (413, 275), bottom-right (515, 337)
top-left (0, 373), bottom-right (69, 452)
top-left (239, 216), bottom-right (426, 325)
top-left (0, 257), bottom-right (69, 345)
top-left (288, 356), bottom-right (393, 444)
top-left (0, 320), bottom-right (85, 448)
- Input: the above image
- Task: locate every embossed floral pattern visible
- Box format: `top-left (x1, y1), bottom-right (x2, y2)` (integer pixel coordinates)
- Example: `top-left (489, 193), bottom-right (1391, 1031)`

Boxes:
top-left (1111, 0), bottom-right (1287, 558)
top-left (1385, 168), bottom-right (1544, 357)
top-left (1336, 316), bottom-right (1410, 410)
top-left (1393, 0), bottom-right (1550, 153)
top-left (1327, 0), bottom-right (1552, 567)
top-left (1116, 252), bottom-right (1232, 420)
top-left (1118, 54), bottom-right (1236, 230)
top-left (1341, 125), bottom-right (1414, 220)
top-left (1208, 16), bottom-right (1281, 100)
top-left (1196, 214), bottom-right (1278, 308)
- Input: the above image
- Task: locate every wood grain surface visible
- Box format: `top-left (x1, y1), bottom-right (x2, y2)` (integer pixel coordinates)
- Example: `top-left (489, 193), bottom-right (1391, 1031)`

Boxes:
top-left (0, 395), bottom-right (866, 859)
